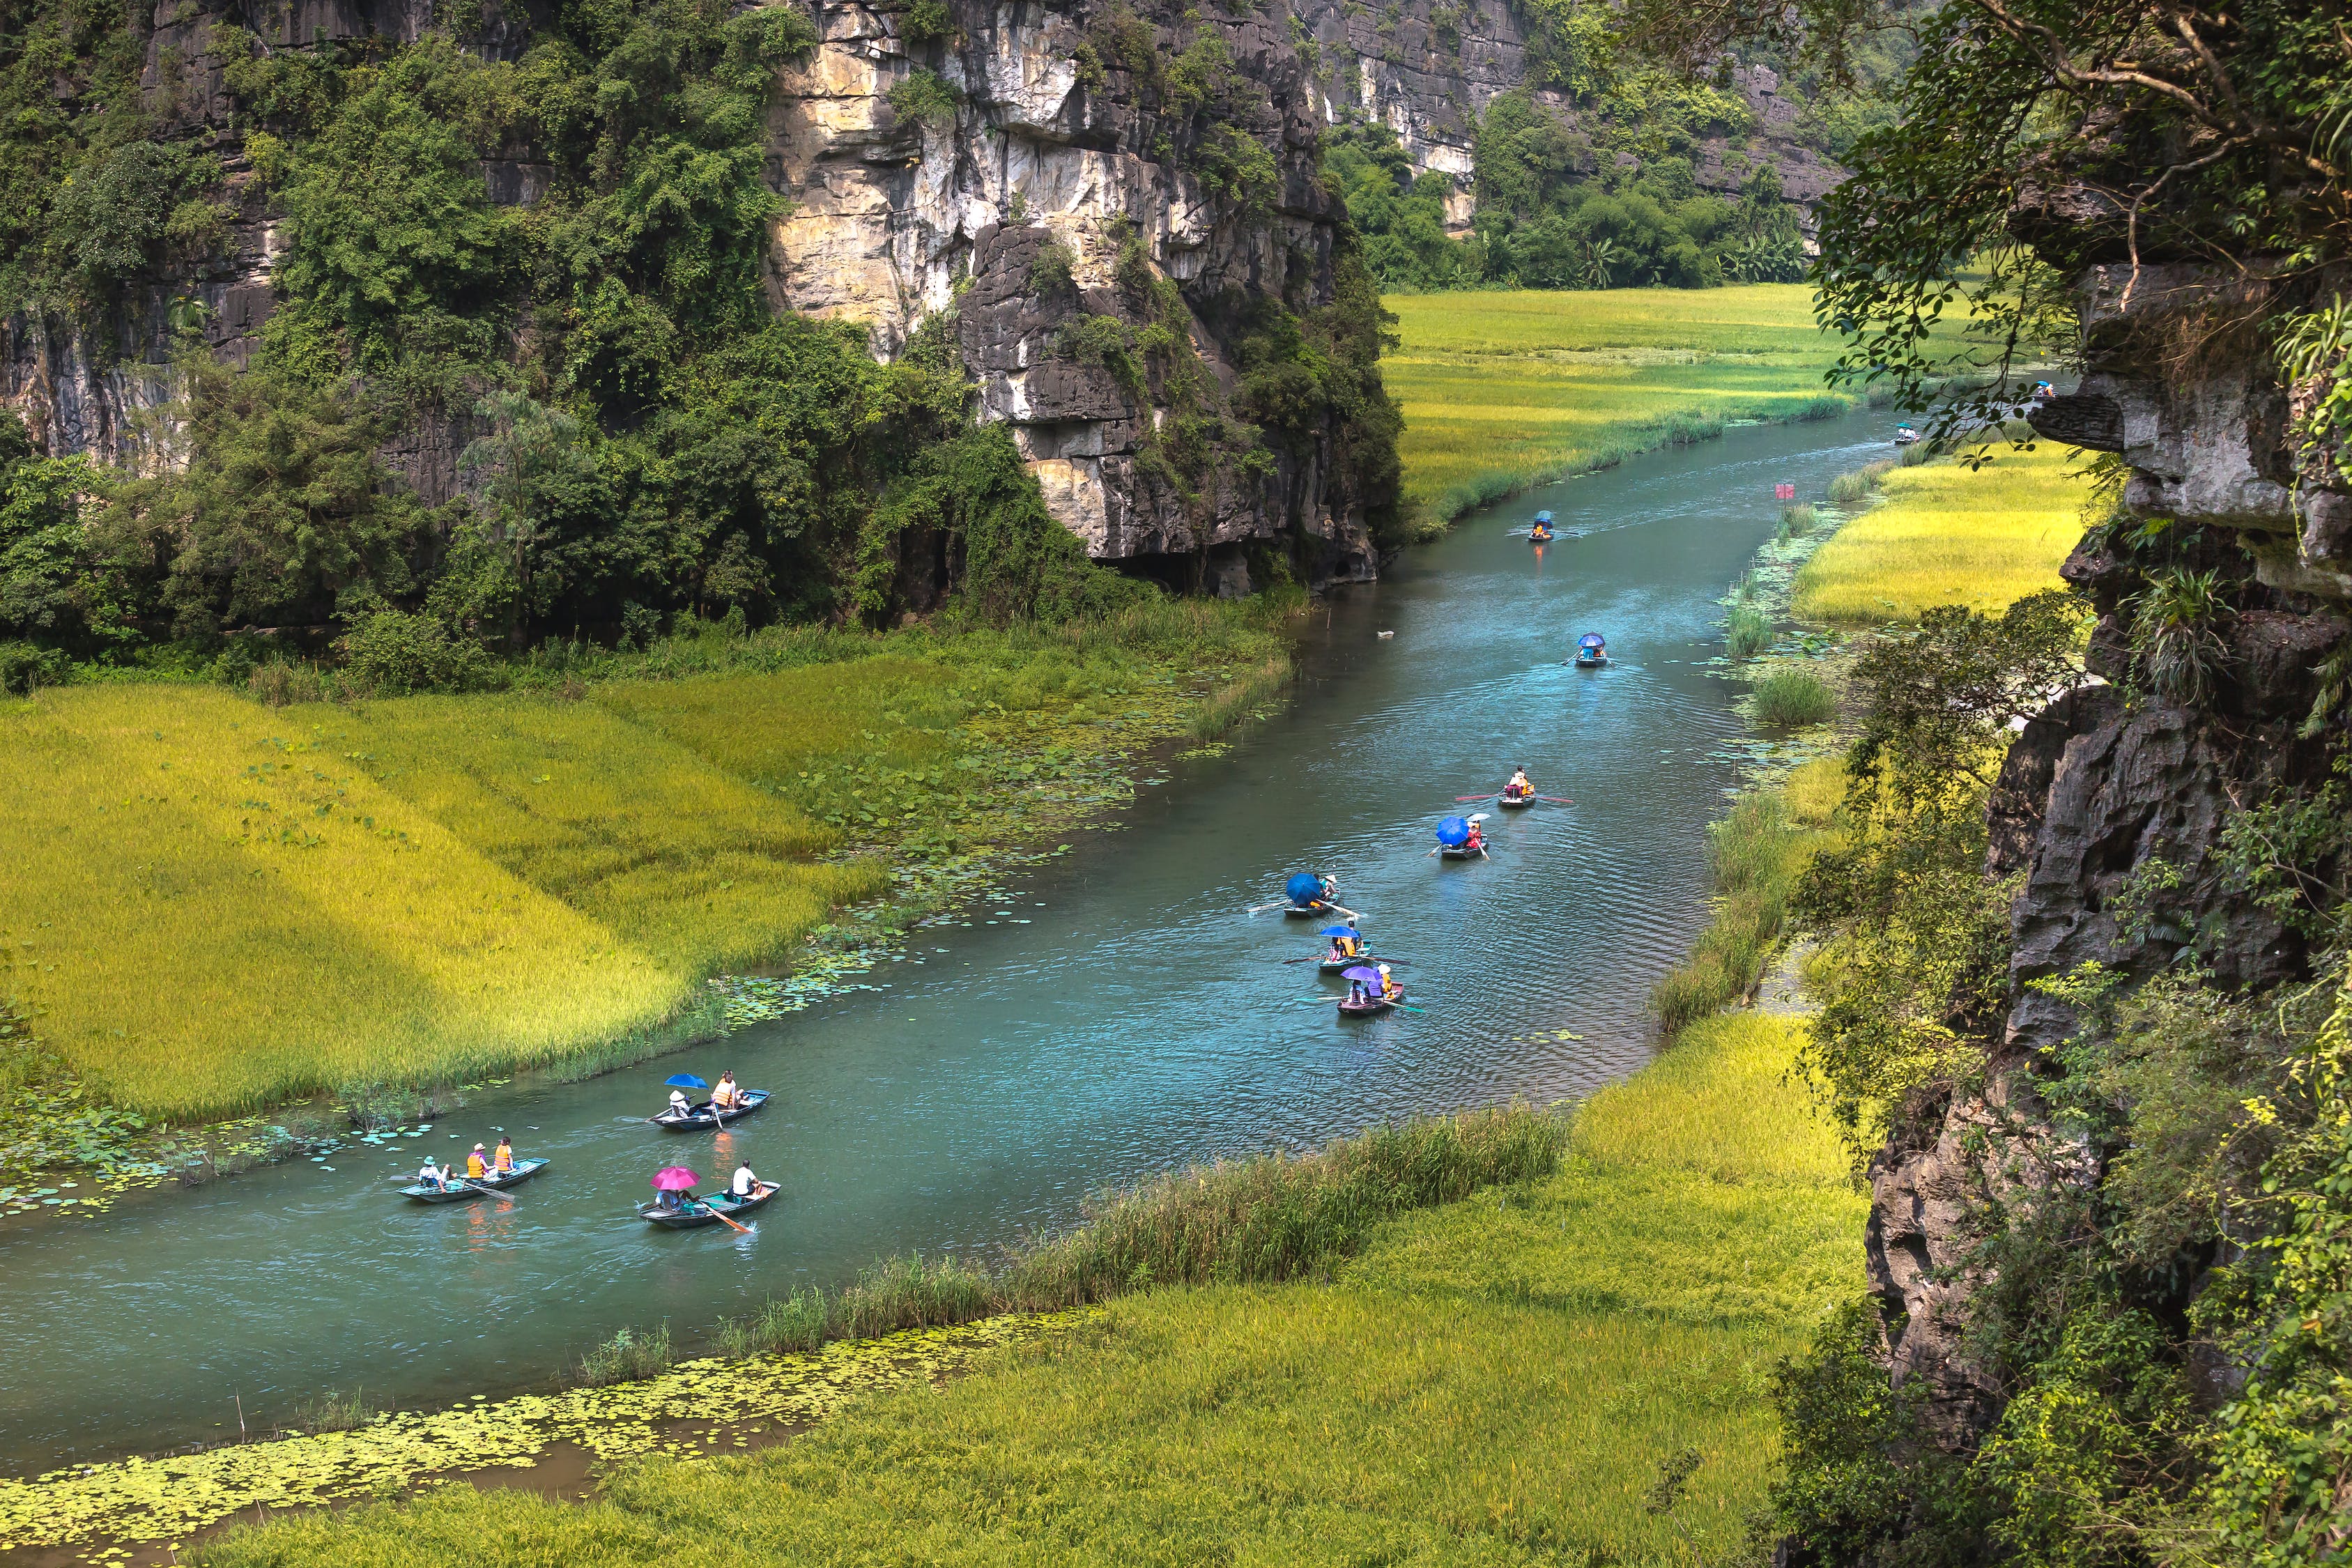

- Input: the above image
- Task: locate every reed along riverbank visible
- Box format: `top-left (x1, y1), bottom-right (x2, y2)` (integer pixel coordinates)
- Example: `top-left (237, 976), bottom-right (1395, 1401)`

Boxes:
top-left (0, 597), bottom-right (1300, 1190)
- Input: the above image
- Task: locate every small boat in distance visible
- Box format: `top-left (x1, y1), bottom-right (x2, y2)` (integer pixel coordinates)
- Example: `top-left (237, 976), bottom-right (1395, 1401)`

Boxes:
top-left (1574, 632), bottom-right (1610, 668)
top-left (1529, 509), bottom-right (1555, 543)
top-left (1893, 424), bottom-right (1921, 446)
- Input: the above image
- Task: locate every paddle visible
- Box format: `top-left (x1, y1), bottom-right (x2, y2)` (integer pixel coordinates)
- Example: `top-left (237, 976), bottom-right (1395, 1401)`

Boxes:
top-left (707, 1201), bottom-right (751, 1235)
top-left (1455, 794), bottom-right (1498, 802)
top-left (1537, 795), bottom-right (1574, 804)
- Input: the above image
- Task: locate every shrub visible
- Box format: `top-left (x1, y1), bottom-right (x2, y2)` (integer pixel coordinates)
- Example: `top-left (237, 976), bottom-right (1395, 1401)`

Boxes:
top-left (335, 609), bottom-right (490, 695)
top-left (1778, 503), bottom-right (1818, 539)
top-left (1752, 668), bottom-right (1836, 727)
top-left (1726, 604), bottom-right (1773, 658)
top-left (0, 640), bottom-right (65, 694)
top-left (887, 67), bottom-right (960, 125)
top-left (247, 657), bottom-right (335, 707)
top-left (1826, 460), bottom-right (1896, 503)
top-left (1028, 237), bottom-right (1077, 295)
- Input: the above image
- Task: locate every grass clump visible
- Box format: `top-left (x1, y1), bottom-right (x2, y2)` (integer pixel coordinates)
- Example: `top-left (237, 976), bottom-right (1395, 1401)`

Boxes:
top-left (575, 1323), bottom-right (673, 1388)
top-left (1752, 668), bottom-right (1837, 728)
top-left (1651, 762), bottom-right (1843, 1033)
top-left (192, 1017), bottom-right (1863, 1568)
top-left (1795, 445), bottom-right (2088, 622)
top-left (289, 1388), bottom-right (378, 1434)
top-left (1726, 601), bottom-right (1774, 658)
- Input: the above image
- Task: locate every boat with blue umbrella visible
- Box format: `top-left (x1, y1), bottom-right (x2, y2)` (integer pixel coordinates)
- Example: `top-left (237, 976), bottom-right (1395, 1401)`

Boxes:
top-left (1528, 510), bottom-right (1555, 543)
top-left (1263, 871), bottom-right (1353, 918)
top-left (1574, 632), bottom-right (1610, 668)
top-left (1434, 814), bottom-right (1488, 860)
top-left (1316, 922), bottom-right (1375, 973)
top-left (650, 1073), bottom-right (771, 1132)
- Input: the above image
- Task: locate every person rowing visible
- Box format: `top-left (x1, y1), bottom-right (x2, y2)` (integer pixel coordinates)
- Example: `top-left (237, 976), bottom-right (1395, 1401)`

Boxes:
top-left (730, 1161), bottom-right (761, 1199)
top-left (1378, 963), bottom-right (1403, 1001)
top-left (1463, 817), bottom-right (1486, 854)
top-left (667, 1086), bottom-right (691, 1121)
top-left (1504, 767), bottom-right (1533, 802)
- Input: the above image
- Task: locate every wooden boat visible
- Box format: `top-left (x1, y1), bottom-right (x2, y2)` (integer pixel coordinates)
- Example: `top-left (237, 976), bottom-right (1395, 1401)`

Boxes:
top-left (1319, 953), bottom-right (1378, 974)
top-left (1438, 843), bottom-right (1487, 860)
top-left (397, 1156), bottom-right (549, 1203)
top-left (1574, 650), bottom-right (1609, 668)
top-left (1529, 530), bottom-right (1554, 544)
top-left (1338, 990), bottom-right (1401, 1017)
top-left (638, 1182), bottom-right (781, 1229)
top-left (1282, 901), bottom-right (1334, 918)
top-left (650, 1089), bottom-right (771, 1132)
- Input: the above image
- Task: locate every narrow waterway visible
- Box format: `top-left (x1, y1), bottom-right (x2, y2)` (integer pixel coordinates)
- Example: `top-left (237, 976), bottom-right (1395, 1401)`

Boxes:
top-left (0, 408), bottom-right (1892, 1471)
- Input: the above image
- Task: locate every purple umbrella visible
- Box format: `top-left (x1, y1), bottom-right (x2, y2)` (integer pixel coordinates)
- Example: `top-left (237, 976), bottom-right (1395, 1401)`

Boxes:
top-left (1342, 966), bottom-right (1381, 983)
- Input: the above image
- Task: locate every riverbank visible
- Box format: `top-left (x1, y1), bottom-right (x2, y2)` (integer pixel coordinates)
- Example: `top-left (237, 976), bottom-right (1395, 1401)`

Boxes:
top-left (0, 598), bottom-right (1302, 1215)
top-left (1382, 285), bottom-right (1862, 533)
top-left (10, 1021), bottom-right (1862, 1566)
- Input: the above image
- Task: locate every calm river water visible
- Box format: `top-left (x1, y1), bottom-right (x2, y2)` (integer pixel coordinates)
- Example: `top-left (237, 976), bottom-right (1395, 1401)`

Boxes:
top-left (0, 408), bottom-right (1894, 1470)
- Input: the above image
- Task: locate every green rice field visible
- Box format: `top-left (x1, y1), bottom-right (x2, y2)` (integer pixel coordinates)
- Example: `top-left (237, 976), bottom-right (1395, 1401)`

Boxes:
top-left (0, 608), bottom-right (1293, 1122)
top-left (1384, 286), bottom-right (1854, 527)
top-left (1793, 443), bottom-right (2091, 622)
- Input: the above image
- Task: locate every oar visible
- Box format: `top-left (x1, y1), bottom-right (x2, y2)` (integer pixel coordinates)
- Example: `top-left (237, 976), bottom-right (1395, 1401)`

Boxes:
top-left (1537, 795), bottom-right (1574, 804)
top-left (1455, 794), bottom-right (1498, 802)
top-left (702, 1196), bottom-right (751, 1235)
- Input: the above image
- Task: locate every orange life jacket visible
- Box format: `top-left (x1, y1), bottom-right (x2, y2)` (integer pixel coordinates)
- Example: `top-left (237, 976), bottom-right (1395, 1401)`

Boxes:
top-left (467, 1152), bottom-right (486, 1178)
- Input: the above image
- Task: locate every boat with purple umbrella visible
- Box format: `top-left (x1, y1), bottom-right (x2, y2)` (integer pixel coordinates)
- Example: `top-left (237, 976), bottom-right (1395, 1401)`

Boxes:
top-left (1337, 964), bottom-right (1400, 1017)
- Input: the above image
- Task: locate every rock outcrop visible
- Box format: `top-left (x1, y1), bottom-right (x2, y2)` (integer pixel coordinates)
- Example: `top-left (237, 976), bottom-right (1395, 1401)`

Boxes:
top-left (1866, 253), bottom-right (2352, 1454)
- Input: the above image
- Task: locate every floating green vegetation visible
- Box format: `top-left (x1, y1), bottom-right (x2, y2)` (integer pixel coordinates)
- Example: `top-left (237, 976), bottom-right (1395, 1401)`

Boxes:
top-left (0, 1311), bottom-right (1094, 1558)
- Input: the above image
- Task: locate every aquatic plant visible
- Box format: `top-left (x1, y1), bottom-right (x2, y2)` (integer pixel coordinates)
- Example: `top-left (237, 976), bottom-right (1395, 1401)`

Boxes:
top-left (1725, 603), bottom-right (1774, 658)
top-left (576, 1323), bottom-right (675, 1387)
top-left (1751, 669), bottom-right (1837, 728)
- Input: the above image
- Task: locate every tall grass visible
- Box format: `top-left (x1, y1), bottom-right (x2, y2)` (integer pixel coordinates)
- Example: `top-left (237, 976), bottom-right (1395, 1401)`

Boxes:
top-left (194, 1018), bottom-right (1863, 1568)
top-left (1825, 459), bottom-right (1897, 504)
top-left (575, 1323), bottom-right (673, 1387)
top-left (1795, 443), bottom-right (2089, 622)
top-left (1751, 668), bottom-right (1837, 727)
top-left (1725, 603), bottom-right (1774, 658)
top-left (1382, 287), bottom-right (1859, 528)
top-left (1650, 759), bottom-right (1843, 1033)
top-left (704, 1105), bottom-right (1565, 1360)
top-left (1183, 654), bottom-right (1291, 743)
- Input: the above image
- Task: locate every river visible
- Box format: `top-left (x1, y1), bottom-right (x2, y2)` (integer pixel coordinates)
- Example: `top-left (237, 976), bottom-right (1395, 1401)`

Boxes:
top-left (0, 408), bottom-right (1893, 1471)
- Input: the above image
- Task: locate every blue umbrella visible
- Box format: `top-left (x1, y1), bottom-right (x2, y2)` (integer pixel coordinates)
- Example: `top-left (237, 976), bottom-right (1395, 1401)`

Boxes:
top-left (664, 1074), bottom-right (709, 1090)
top-left (1284, 872), bottom-right (1324, 905)
top-left (1342, 966), bottom-right (1381, 983)
top-left (1317, 924), bottom-right (1358, 937)
top-left (1436, 815), bottom-right (1470, 847)
top-left (1534, 511), bottom-right (1553, 523)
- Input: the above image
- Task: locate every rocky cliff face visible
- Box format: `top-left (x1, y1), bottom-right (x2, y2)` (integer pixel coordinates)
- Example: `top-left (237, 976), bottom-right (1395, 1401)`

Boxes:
top-left (1282, 0), bottom-right (1843, 235)
top-left (1860, 256), bottom-right (2352, 1452)
top-left (0, 0), bottom-right (1388, 590)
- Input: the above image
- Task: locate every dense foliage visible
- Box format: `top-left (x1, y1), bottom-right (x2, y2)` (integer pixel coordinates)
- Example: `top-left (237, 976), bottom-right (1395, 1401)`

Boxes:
top-left (0, 0), bottom-right (1402, 680)
top-left (1324, 0), bottom-right (1911, 294)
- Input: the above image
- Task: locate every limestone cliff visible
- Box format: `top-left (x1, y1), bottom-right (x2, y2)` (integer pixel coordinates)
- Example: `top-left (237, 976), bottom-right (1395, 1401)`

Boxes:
top-left (1857, 256), bottom-right (2352, 1451)
top-left (0, 0), bottom-right (1391, 590)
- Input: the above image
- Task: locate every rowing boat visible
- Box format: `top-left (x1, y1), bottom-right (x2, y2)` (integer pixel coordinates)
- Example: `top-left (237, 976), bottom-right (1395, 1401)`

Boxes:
top-left (1438, 844), bottom-right (1487, 860)
top-left (1283, 902), bottom-right (1333, 918)
top-left (1338, 991), bottom-right (1400, 1017)
top-left (638, 1182), bottom-right (781, 1229)
top-left (1497, 793), bottom-right (1535, 810)
top-left (650, 1089), bottom-right (771, 1131)
top-left (398, 1158), bottom-right (549, 1203)
top-left (1319, 954), bottom-right (1379, 974)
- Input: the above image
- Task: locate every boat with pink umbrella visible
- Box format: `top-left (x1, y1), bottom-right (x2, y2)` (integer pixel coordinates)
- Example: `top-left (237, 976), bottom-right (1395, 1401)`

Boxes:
top-left (637, 1166), bottom-right (776, 1229)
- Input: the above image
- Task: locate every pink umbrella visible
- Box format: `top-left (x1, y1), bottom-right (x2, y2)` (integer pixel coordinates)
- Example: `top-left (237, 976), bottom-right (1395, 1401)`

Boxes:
top-left (651, 1167), bottom-right (699, 1191)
